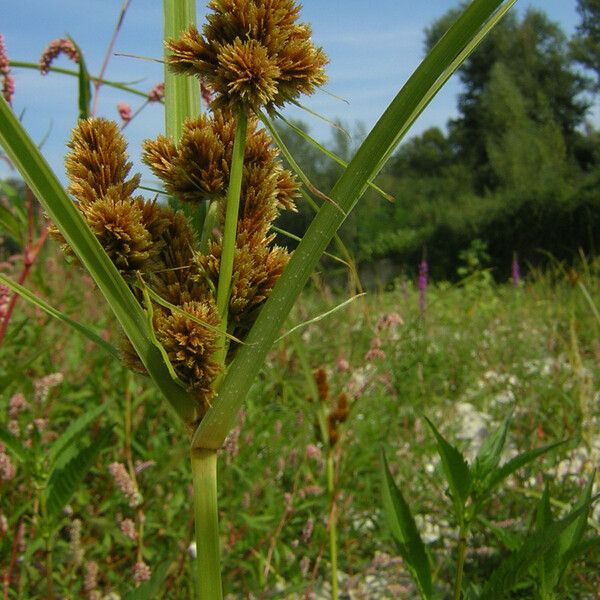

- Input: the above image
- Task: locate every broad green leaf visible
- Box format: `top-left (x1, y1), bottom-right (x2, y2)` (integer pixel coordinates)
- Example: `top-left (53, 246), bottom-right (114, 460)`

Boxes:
top-left (380, 450), bottom-right (432, 599)
top-left (477, 516), bottom-right (520, 552)
top-left (48, 404), bottom-right (107, 468)
top-left (123, 562), bottom-right (169, 600)
top-left (44, 427), bottom-right (112, 518)
top-left (557, 473), bottom-right (595, 580)
top-left (424, 417), bottom-right (472, 516)
top-left (0, 97), bottom-right (197, 424)
top-left (0, 179), bottom-right (27, 222)
top-left (0, 203), bottom-right (23, 243)
top-left (472, 416), bottom-right (511, 485)
top-left (536, 486), bottom-right (560, 597)
top-left (0, 274), bottom-right (120, 361)
top-left (486, 440), bottom-right (566, 493)
top-left (163, 0), bottom-right (203, 234)
top-left (194, 0), bottom-right (518, 450)
top-left (480, 500), bottom-right (596, 598)
top-left (0, 425), bottom-right (31, 463)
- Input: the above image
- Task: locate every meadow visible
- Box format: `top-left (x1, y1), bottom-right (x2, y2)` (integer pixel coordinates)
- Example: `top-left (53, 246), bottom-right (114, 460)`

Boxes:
top-left (1, 247), bottom-right (599, 598)
top-left (2, 0), bottom-right (600, 598)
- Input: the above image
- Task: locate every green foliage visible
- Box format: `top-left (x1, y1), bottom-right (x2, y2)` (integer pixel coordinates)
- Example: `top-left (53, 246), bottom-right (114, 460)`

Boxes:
top-left (571, 0), bottom-right (600, 88)
top-left (346, 6), bottom-right (598, 280)
top-left (382, 415), bottom-right (599, 599)
top-left (1, 255), bottom-right (600, 596)
top-left (381, 450), bottom-right (432, 599)
top-left (424, 417), bottom-right (472, 517)
top-left (44, 426), bottom-right (112, 518)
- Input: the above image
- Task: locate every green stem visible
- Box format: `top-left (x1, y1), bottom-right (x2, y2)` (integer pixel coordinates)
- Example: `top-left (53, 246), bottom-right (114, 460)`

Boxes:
top-left (327, 449), bottom-right (339, 600)
top-left (163, 0), bottom-right (200, 141)
top-left (10, 61), bottom-right (153, 100)
top-left (453, 524), bottom-right (468, 600)
top-left (38, 484), bottom-right (54, 599)
top-left (215, 109), bottom-right (247, 363)
top-left (190, 448), bottom-right (223, 600)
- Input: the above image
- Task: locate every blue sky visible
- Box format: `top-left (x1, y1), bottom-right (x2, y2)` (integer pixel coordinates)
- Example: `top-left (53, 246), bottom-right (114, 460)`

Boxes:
top-left (0, 1), bottom-right (593, 184)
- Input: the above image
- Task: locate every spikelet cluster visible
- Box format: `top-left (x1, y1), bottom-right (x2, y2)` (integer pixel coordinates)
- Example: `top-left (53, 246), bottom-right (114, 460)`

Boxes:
top-left (58, 118), bottom-right (222, 417)
top-left (143, 110), bottom-right (298, 333)
top-left (166, 0), bottom-right (328, 112)
top-left (59, 107), bottom-right (297, 418)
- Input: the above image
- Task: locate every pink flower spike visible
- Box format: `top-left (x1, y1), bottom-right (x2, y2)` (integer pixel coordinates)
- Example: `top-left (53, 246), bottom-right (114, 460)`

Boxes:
top-left (39, 38), bottom-right (79, 75)
top-left (0, 34), bottom-right (15, 104)
top-left (148, 82), bottom-right (164, 102)
top-left (117, 101), bottom-right (132, 123)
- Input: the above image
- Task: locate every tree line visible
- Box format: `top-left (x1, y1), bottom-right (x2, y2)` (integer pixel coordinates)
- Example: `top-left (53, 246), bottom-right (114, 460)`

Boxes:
top-left (278, 1), bottom-right (600, 281)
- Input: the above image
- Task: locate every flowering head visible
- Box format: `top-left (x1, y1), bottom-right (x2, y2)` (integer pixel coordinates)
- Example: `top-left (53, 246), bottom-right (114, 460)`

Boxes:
top-left (166, 0), bottom-right (328, 113)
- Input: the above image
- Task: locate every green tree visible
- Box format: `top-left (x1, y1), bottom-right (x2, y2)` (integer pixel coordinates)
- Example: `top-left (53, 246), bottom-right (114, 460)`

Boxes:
top-left (427, 8), bottom-right (589, 191)
top-left (571, 0), bottom-right (600, 88)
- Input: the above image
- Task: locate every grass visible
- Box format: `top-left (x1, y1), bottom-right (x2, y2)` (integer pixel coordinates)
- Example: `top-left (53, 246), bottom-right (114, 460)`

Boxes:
top-left (1, 247), bottom-right (599, 598)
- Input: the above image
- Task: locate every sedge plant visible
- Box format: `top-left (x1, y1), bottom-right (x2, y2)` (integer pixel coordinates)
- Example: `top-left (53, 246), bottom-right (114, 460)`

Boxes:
top-left (0, 0), bottom-right (521, 597)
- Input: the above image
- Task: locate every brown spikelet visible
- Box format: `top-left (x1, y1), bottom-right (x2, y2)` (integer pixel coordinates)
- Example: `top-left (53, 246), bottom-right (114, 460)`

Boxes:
top-left (327, 392), bottom-right (350, 447)
top-left (314, 368), bottom-right (329, 402)
top-left (154, 300), bottom-right (222, 414)
top-left (166, 0), bottom-right (328, 112)
top-left (80, 189), bottom-right (157, 273)
top-left (143, 110), bottom-right (298, 213)
top-left (197, 230), bottom-right (289, 329)
top-left (66, 118), bottom-right (140, 204)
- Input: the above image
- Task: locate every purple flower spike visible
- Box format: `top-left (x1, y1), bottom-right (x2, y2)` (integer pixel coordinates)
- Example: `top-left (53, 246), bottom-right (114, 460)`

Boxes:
top-left (512, 253), bottom-right (520, 288)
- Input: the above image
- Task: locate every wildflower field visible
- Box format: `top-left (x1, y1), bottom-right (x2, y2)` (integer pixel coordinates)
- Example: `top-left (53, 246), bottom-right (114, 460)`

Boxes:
top-left (1, 251), bottom-right (600, 598)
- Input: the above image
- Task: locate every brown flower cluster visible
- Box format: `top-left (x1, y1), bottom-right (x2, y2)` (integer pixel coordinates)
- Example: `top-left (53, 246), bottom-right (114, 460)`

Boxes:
top-left (312, 368), bottom-right (350, 447)
top-left (166, 0), bottom-right (327, 112)
top-left (143, 110), bottom-right (298, 330)
top-left (59, 118), bottom-right (222, 416)
top-left (59, 108), bottom-right (297, 417)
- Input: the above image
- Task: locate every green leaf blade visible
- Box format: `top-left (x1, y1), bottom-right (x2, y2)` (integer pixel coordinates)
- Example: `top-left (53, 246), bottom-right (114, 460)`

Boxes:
top-left (472, 416), bottom-right (510, 485)
top-left (44, 427), bottom-right (112, 519)
top-left (163, 0), bottom-right (199, 142)
top-left (48, 404), bottom-right (107, 468)
top-left (487, 440), bottom-right (567, 493)
top-left (481, 500), bottom-right (597, 598)
top-left (194, 0), bottom-right (518, 449)
top-left (0, 97), bottom-right (197, 424)
top-left (380, 450), bottom-right (432, 599)
top-left (424, 417), bottom-right (472, 515)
